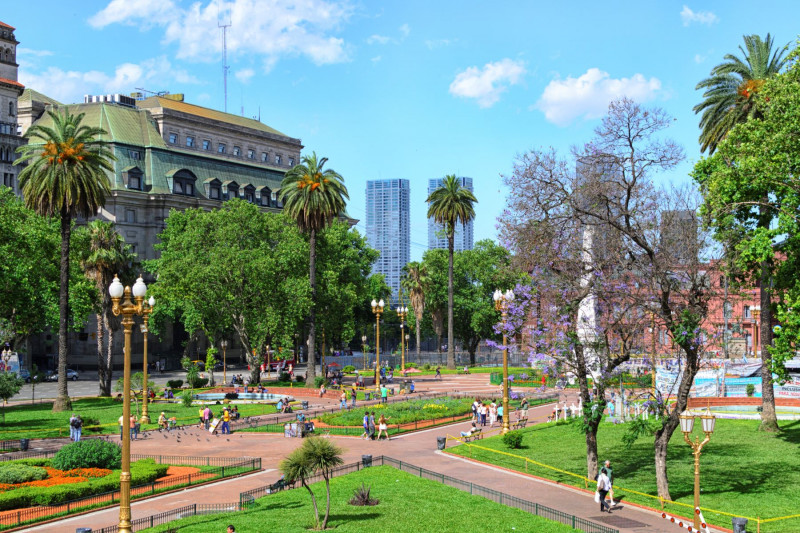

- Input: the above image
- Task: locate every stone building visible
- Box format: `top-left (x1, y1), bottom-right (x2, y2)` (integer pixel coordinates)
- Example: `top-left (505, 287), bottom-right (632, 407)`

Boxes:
top-left (0, 21), bottom-right (24, 194)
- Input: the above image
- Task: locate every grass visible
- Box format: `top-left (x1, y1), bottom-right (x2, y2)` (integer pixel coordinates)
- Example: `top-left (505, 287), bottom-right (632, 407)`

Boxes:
top-left (449, 418), bottom-right (800, 532)
top-left (317, 397), bottom-right (474, 426)
top-left (140, 466), bottom-right (580, 533)
top-left (0, 397), bottom-right (277, 440)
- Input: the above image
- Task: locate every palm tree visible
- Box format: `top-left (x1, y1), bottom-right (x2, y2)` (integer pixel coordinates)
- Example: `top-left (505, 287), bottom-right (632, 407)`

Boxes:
top-left (15, 110), bottom-right (114, 411)
top-left (426, 175), bottom-right (477, 369)
top-left (695, 34), bottom-right (788, 433)
top-left (694, 33), bottom-right (788, 154)
top-left (401, 261), bottom-right (427, 355)
top-left (279, 436), bottom-right (344, 530)
top-left (77, 220), bottom-right (137, 396)
top-left (281, 152), bottom-right (349, 386)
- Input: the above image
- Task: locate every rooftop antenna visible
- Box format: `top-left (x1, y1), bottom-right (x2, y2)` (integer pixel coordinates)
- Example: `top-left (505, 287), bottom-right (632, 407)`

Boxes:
top-left (218, 2), bottom-right (232, 113)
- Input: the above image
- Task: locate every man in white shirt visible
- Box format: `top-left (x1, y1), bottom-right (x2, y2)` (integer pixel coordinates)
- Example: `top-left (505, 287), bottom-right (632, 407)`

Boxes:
top-left (597, 470), bottom-right (612, 512)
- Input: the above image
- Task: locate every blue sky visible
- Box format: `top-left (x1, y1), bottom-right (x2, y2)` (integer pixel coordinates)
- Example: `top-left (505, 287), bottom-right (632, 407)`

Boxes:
top-left (6, 1), bottom-right (799, 260)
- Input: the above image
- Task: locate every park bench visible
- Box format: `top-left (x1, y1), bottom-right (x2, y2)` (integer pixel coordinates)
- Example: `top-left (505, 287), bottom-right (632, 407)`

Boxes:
top-left (512, 418), bottom-right (528, 430)
top-left (463, 428), bottom-right (482, 442)
top-left (266, 476), bottom-right (296, 493)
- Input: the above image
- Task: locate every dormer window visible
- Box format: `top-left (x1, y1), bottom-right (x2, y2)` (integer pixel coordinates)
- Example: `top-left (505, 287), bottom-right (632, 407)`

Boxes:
top-left (259, 186), bottom-right (272, 207)
top-left (204, 178), bottom-right (222, 200)
top-left (226, 182), bottom-right (239, 200)
top-left (122, 166), bottom-right (144, 191)
top-left (169, 169), bottom-right (197, 197)
top-left (243, 184), bottom-right (255, 203)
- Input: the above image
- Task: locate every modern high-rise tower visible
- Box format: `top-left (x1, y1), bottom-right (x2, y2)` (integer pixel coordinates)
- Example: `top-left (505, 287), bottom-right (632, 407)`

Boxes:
top-left (366, 179), bottom-right (410, 303)
top-left (427, 176), bottom-right (474, 251)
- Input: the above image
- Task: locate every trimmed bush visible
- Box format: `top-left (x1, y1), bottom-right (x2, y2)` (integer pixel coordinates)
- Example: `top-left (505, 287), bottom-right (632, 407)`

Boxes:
top-left (188, 376), bottom-right (209, 388)
top-left (343, 365), bottom-right (355, 373)
top-left (279, 372), bottom-right (290, 382)
top-left (315, 376), bottom-right (326, 388)
top-left (0, 463), bottom-right (48, 484)
top-left (51, 440), bottom-right (122, 471)
top-left (182, 390), bottom-right (193, 407)
top-left (502, 430), bottom-right (524, 449)
top-left (225, 392), bottom-right (239, 400)
top-left (295, 375), bottom-right (305, 383)
top-left (167, 379), bottom-right (184, 389)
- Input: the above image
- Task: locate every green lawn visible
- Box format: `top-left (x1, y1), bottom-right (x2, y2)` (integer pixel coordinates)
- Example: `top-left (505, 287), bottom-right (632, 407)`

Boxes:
top-left (317, 397), bottom-right (474, 426)
top-left (0, 397), bottom-right (277, 440)
top-left (140, 466), bottom-right (581, 533)
top-left (449, 418), bottom-right (800, 532)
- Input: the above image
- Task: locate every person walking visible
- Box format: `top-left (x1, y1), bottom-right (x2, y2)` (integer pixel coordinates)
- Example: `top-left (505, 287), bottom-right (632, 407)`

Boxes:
top-left (221, 408), bottom-right (231, 434)
top-left (340, 391), bottom-right (347, 410)
top-left (368, 412), bottom-right (376, 440)
top-left (479, 403), bottom-right (488, 426)
top-left (597, 468), bottom-right (612, 512)
top-left (351, 387), bottom-right (357, 408)
top-left (69, 414), bottom-right (78, 442)
top-left (130, 415), bottom-right (138, 440)
top-left (361, 411), bottom-right (370, 439)
top-left (203, 406), bottom-right (212, 430)
top-left (377, 414), bottom-right (391, 440)
top-left (471, 399), bottom-right (480, 422)
top-left (489, 401), bottom-right (498, 427)
top-left (198, 407), bottom-right (205, 428)
top-left (434, 366), bottom-right (441, 380)
top-left (380, 384), bottom-right (388, 404)
top-left (497, 404), bottom-right (503, 426)
top-left (601, 460), bottom-right (616, 506)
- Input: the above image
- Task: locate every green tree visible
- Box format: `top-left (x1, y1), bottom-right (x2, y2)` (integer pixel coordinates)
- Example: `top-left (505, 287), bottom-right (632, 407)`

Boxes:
top-left (281, 152), bottom-right (349, 385)
top-left (0, 372), bottom-right (23, 422)
top-left (74, 220), bottom-right (137, 396)
top-left (693, 34), bottom-right (789, 432)
top-left (15, 109), bottom-right (114, 412)
top-left (147, 201), bottom-right (310, 383)
top-left (401, 261), bottom-right (427, 355)
top-left (426, 175), bottom-right (477, 369)
top-left (279, 436), bottom-right (344, 530)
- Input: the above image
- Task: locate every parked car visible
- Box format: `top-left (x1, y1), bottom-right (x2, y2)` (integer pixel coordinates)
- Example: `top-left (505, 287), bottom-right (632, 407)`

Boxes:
top-left (190, 360), bottom-right (205, 370)
top-left (46, 369), bottom-right (79, 381)
top-left (16, 369), bottom-right (30, 383)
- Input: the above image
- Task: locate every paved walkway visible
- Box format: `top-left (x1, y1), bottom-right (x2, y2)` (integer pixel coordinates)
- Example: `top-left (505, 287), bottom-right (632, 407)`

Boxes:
top-left (16, 374), bottom-right (719, 533)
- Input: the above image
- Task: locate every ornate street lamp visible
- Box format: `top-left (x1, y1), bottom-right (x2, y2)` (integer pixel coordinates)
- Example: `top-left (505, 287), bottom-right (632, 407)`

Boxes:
top-left (493, 289), bottom-right (515, 435)
top-left (752, 305), bottom-right (761, 358)
top-left (371, 299), bottom-right (385, 391)
top-left (140, 296), bottom-right (155, 424)
top-left (109, 274), bottom-right (148, 533)
top-left (680, 408), bottom-right (716, 531)
top-left (396, 306), bottom-right (408, 372)
top-left (220, 340), bottom-right (228, 385)
top-left (361, 335), bottom-right (368, 371)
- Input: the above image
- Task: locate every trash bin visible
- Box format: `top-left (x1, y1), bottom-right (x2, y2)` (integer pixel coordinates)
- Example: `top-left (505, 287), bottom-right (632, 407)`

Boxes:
top-left (361, 454), bottom-right (372, 468)
top-left (731, 517), bottom-right (748, 533)
top-left (365, 393), bottom-right (371, 401)
top-left (76, 528), bottom-right (92, 533)
top-left (437, 436), bottom-right (447, 450)
top-left (19, 439), bottom-right (29, 452)
top-left (301, 400), bottom-right (309, 410)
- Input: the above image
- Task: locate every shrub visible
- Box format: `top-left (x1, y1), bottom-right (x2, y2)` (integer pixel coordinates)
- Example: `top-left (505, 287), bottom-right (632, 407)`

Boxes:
top-left (0, 463), bottom-right (48, 484)
top-left (295, 375), bottom-right (305, 383)
top-left (188, 376), bottom-right (208, 388)
top-left (225, 392), bottom-right (239, 400)
top-left (279, 372), bottom-right (290, 382)
top-left (181, 391), bottom-right (193, 408)
top-left (51, 440), bottom-right (122, 471)
top-left (746, 384), bottom-right (755, 397)
top-left (315, 376), bottom-right (326, 388)
top-left (167, 380), bottom-right (184, 389)
top-left (348, 483), bottom-right (379, 506)
top-left (81, 417), bottom-right (101, 433)
top-left (343, 365), bottom-right (355, 373)
top-left (502, 430), bottom-right (524, 449)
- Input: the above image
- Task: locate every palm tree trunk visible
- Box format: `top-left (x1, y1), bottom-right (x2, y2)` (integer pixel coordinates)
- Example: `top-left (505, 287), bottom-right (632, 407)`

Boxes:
top-left (96, 313), bottom-right (110, 396)
top-left (415, 313), bottom-right (422, 356)
top-left (446, 233), bottom-right (455, 369)
top-left (322, 476), bottom-right (331, 529)
top-left (105, 318), bottom-right (115, 395)
top-left (306, 228), bottom-right (318, 387)
top-left (759, 260), bottom-right (779, 431)
top-left (52, 207), bottom-right (71, 412)
top-left (302, 479), bottom-right (320, 527)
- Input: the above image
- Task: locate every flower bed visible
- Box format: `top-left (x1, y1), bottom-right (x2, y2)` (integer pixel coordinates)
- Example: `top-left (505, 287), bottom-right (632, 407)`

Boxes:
top-left (0, 466), bottom-right (112, 492)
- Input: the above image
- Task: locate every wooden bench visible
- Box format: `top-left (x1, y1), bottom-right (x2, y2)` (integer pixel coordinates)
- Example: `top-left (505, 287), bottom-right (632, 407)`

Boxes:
top-left (462, 428), bottom-right (482, 442)
top-left (512, 418), bottom-right (528, 430)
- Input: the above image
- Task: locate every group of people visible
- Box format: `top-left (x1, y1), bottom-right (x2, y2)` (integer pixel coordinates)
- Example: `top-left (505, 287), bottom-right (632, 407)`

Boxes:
top-left (157, 412), bottom-right (178, 431)
top-left (596, 460), bottom-right (616, 512)
top-left (470, 397), bottom-right (529, 427)
top-left (68, 413), bottom-right (83, 442)
top-left (276, 397), bottom-right (293, 413)
top-left (360, 411), bottom-right (391, 440)
top-left (119, 414), bottom-right (141, 440)
top-left (198, 405), bottom-right (240, 434)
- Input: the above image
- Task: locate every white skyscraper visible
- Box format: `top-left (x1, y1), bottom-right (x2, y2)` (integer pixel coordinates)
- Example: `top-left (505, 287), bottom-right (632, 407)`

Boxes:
top-left (366, 179), bottom-right (410, 303)
top-left (427, 176), bottom-right (474, 251)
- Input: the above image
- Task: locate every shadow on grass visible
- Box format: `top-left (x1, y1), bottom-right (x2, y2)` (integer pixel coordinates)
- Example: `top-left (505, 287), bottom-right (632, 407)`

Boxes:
top-left (327, 512), bottom-right (381, 522)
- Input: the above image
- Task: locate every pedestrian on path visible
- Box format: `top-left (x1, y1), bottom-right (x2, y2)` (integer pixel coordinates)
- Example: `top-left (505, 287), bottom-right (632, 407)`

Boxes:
top-left (340, 391), bottom-right (347, 410)
top-left (435, 366), bottom-right (441, 380)
top-left (519, 397), bottom-right (529, 420)
top-left (351, 387), bottom-right (357, 408)
top-left (130, 415), bottom-right (138, 440)
top-left (597, 469), bottom-right (612, 513)
top-left (380, 385), bottom-right (388, 403)
top-left (601, 460), bottom-right (616, 506)
top-left (479, 403), bottom-right (488, 426)
top-left (361, 411), bottom-right (370, 439)
top-left (221, 408), bottom-right (231, 434)
top-left (377, 414), bottom-right (390, 440)
top-left (489, 401), bottom-right (498, 426)
top-left (497, 404), bottom-right (503, 425)
top-left (69, 414), bottom-right (77, 441)
top-left (368, 412), bottom-right (376, 440)
top-left (203, 406), bottom-right (212, 430)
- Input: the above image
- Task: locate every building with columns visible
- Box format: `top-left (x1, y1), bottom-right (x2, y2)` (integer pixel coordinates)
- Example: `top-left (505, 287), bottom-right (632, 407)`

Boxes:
top-left (0, 21), bottom-right (24, 194)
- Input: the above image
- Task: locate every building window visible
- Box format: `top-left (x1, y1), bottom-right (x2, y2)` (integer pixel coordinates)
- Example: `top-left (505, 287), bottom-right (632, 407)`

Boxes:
top-left (128, 174), bottom-right (141, 190)
top-left (125, 209), bottom-right (136, 224)
top-left (129, 150), bottom-right (141, 160)
top-left (744, 305), bottom-right (751, 319)
top-left (186, 136), bottom-right (195, 148)
top-left (245, 188), bottom-right (255, 203)
top-left (227, 185), bottom-right (239, 199)
top-left (210, 185), bottom-right (221, 199)
top-left (261, 152), bottom-right (268, 162)
top-left (202, 140), bottom-right (211, 151)
top-left (260, 188), bottom-right (271, 207)
top-left (168, 133), bottom-right (178, 144)
top-left (275, 155), bottom-right (281, 165)
top-left (171, 170), bottom-right (197, 197)
top-left (233, 146), bottom-right (241, 156)
top-left (8, 101), bottom-right (13, 117)
top-left (218, 143), bottom-right (226, 154)
top-left (288, 157), bottom-right (294, 167)
top-left (124, 167), bottom-right (143, 190)
top-left (247, 149), bottom-right (255, 159)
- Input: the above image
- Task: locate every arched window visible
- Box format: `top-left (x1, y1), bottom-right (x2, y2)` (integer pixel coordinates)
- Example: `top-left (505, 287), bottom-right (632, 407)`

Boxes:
top-left (8, 101), bottom-right (14, 117)
top-left (168, 169), bottom-right (197, 196)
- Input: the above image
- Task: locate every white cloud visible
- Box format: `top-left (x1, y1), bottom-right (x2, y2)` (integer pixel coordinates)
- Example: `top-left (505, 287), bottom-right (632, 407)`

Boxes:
top-left (16, 48), bottom-right (53, 58)
top-left (449, 58), bottom-right (526, 108)
top-left (367, 34), bottom-right (390, 45)
top-left (425, 39), bottom-right (452, 50)
top-left (694, 53), bottom-right (706, 64)
top-left (235, 68), bottom-right (255, 83)
top-left (19, 56), bottom-right (200, 104)
top-left (535, 68), bottom-right (662, 126)
top-left (90, 0), bottom-right (352, 69)
top-left (371, 55), bottom-right (382, 63)
top-left (399, 23), bottom-right (410, 38)
top-left (680, 5), bottom-right (718, 26)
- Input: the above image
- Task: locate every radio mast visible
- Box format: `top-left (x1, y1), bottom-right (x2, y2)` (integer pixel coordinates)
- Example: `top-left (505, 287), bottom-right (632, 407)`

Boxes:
top-left (218, 3), bottom-right (232, 113)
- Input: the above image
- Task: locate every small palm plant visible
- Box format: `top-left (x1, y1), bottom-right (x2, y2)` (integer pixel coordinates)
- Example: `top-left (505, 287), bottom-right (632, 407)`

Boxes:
top-left (279, 436), bottom-right (344, 530)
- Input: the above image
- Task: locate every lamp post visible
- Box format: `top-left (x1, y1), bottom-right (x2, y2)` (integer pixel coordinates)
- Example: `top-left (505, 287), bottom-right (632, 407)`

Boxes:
top-left (371, 299), bottom-right (385, 391)
top-left (752, 305), bottom-right (761, 358)
top-left (361, 335), bottom-right (367, 370)
top-left (139, 296), bottom-right (155, 424)
top-left (493, 289), bottom-right (514, 435)
top-left (109, 274), bottom-right (148, 533)
top-left (680, 408), bottom-right (716, 531)
top-left (220, 340), bottom-right (228, 385)
top-left (396, 306), bottom-right (408, 372)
